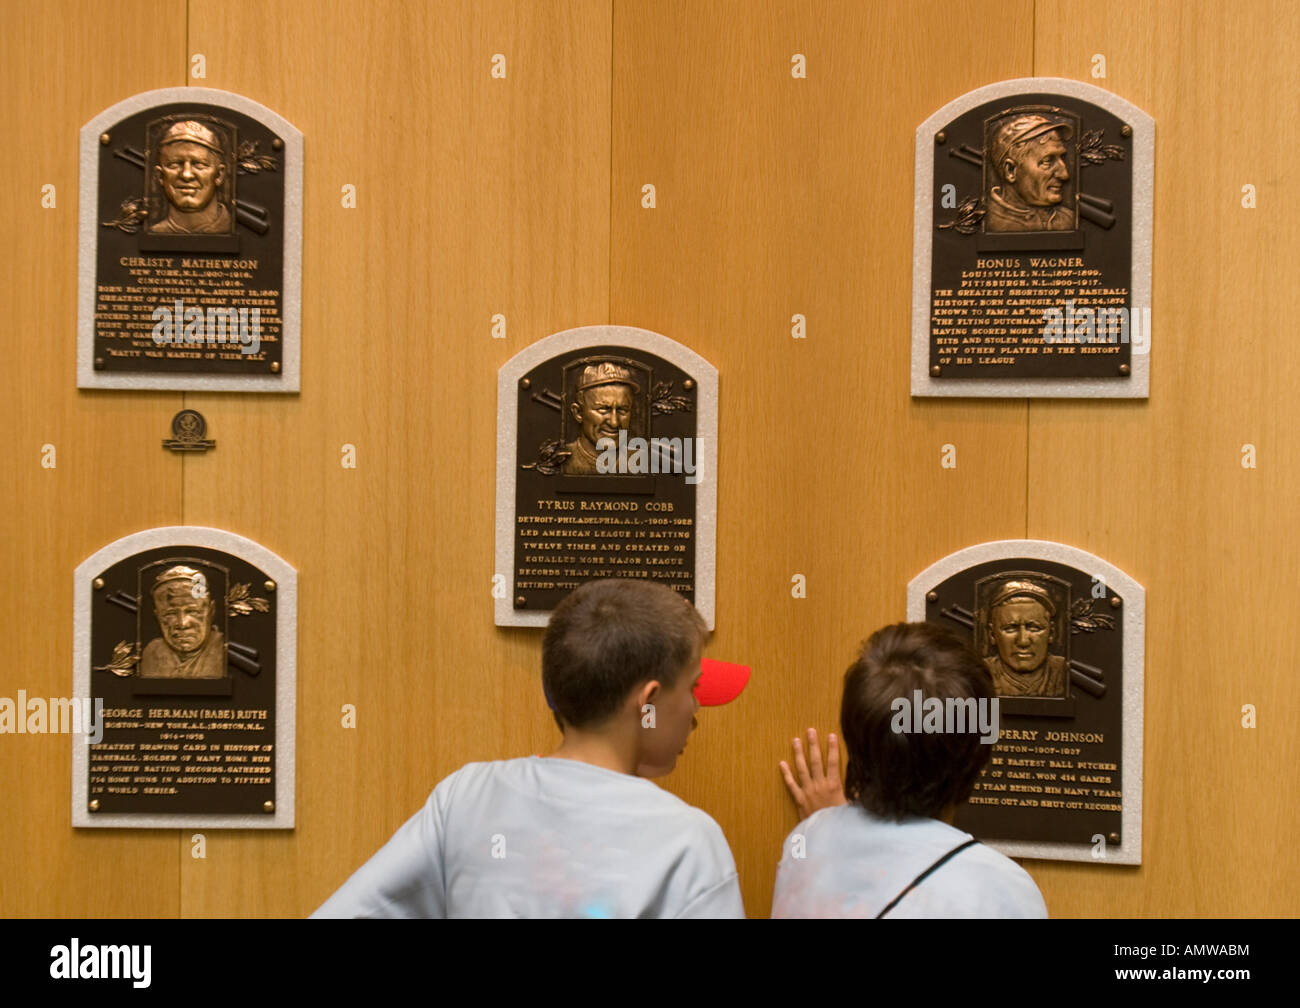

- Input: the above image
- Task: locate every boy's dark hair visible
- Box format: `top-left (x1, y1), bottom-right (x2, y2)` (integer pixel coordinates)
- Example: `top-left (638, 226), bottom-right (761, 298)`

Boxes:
top-left (841, 622), bottom-right (995, 821)
top-left (542, 579), bottom-right (708, 729)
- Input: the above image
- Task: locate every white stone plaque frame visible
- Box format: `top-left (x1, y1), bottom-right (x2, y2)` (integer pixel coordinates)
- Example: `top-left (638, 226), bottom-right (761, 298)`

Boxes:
top-left (78, 87), bottom-right (303, 392)
top-left (495, 325), bottom-right (718, 629)
top-left (73, 526), bottom-right (297, 829)
top-left (912, 78), bottom-right (1154, 398)
top-left (908, 538), bottom-right (1144, 865)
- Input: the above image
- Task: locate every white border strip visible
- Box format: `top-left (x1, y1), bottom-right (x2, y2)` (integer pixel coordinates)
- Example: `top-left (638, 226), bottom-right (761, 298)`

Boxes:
top-left (911, 77), bottom-right (1153, 398)
top-left (908, 538), bottom-right (1144, 865)
top-left (73, 526), bottom-right (298, 829)
top-left (78, 87), bottom-right (303, 392)
top-left (495, 325), bottom-right (718, 630)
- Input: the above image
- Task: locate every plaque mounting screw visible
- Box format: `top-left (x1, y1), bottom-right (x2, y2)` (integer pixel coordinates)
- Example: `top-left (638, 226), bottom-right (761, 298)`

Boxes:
top-left (1110, 596), bottom-right (1121, 609)
top-left (1120, 124), bottom-right (1132, 138)
top-left (265, 580), bottom-right (276, 592)
top-left (683, 379), bottom-right (695, 390)
top-left (89, 800), bottom-right (100, 812)
top-left (515, 596), bottom-right (527, 608)
top-left (930, 365), bottom-right (941, 377)
top-left (1118, 364), bottom-right (1130, 376)
top-left (263, 801), bottom-right (274, 813)
top-left (272, 138), bottom-right (284, 150)
top-left (520, 378), bottom-right (531, 389)
top-left (99, 133), bottom-right (111, 145)
top-left (1107, 832), bottom-right (1120, 844)
top-left (93, 578), bottom-right (105, 590)
top-left (935, 131), bottom-right (946, 144)
top-left (926, 591), bottom-right (938, 603)
top-left (94, 357), bottom-right (105, 369)
top-left (270, 362), bottom-right (281, 374)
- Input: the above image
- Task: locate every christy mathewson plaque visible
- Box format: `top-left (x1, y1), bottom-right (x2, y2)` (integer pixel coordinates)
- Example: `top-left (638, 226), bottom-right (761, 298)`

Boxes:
top-left (73, 527), bottom-right (296, 829)
top-left (909, 540), bottom-right (1144, 864)
top-left (495, 326), bottom-right (717, 629)
top-left (78, 88), bottom-right (302, 391)
top-left (912, 79), bottom-right (1153, 398)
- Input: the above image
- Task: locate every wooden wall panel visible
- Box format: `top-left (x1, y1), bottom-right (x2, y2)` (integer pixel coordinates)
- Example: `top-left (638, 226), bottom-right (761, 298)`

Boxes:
top-left (611, 0), bottom-right (1035, 917)
top-left (5, 0), bottom-right (1298, 921)
top-left (0, 0), bottom-right (187, 918)
top-left (179, 0), bottom-right (611, 916)
top-left (1026, 0), bottom-right (1300, 917)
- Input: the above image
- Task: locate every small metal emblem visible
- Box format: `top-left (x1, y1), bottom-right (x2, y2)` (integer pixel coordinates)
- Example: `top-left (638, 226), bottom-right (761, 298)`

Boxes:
top-left (163, 409), bottom-right (216, 453)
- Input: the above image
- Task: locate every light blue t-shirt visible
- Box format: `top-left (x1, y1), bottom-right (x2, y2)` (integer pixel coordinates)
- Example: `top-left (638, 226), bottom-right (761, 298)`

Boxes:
top-left (772, 804), bottom-right (1048, 919)
top-left (313, 756), bottom-right (744, 919)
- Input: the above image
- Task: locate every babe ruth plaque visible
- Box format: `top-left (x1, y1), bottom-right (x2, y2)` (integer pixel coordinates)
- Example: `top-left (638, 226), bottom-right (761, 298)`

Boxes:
top-left (912, 79), bottom-right (1153, 398)
top-left (73, 527), bottom-right (296, 828)
top-left (496, 326), bottom-right (717, 629)
top-left (909, 540), bottom-right (1144, 864)
top-left (78, 88), bottom-right (302, 391)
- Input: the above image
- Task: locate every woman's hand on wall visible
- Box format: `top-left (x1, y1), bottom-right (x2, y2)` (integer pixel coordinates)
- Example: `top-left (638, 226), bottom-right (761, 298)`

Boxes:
top-left (779, 728), bottom-right (847, 820)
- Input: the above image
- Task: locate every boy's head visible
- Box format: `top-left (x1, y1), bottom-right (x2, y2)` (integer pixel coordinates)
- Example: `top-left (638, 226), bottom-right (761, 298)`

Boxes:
top-left (543, 580), bottom-right (708, 765)
top-left (840, 622), bottom-right (995, 822)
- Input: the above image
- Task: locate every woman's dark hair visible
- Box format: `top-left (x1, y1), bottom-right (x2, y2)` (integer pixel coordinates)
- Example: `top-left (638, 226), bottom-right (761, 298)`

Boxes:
top-left (841, 622), bottom-right (995, 821)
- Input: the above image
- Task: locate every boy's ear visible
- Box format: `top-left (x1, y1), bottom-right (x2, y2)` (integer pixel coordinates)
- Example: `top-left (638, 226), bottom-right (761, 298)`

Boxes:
top-left (637, 679), bottom-right (662, 710)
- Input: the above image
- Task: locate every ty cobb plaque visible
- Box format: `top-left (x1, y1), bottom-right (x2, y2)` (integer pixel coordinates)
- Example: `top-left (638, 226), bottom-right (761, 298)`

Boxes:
top-left (912, 78), bottom-right (1153, 397)
top-left (78, 88), bottom-right (302, 391)
top-left (496, 326), bottom-right (717, 629)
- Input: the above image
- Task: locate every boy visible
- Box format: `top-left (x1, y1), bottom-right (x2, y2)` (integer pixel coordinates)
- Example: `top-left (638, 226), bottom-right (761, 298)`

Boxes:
top-left (774, 622), bottom-right (1047, 918)
top-left (313, 579), bottom-right (746, 918)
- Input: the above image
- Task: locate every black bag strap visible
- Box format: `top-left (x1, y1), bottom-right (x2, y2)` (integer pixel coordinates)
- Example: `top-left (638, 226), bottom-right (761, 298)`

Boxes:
top-left (876, 839), bottom-right (980, 919)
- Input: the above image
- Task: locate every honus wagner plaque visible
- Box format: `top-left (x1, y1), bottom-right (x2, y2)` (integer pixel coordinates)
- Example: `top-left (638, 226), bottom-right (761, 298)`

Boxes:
top-left (912, 78), bottom-right (1153, 398)
top-left (495, 326), bottom-right (717, 629)
top-left (909, 539), bottom-right (1144, 864)
top-left (78, 88), bottom-right (302, 391)
top-left (73, 527), bottom-right (296, 829)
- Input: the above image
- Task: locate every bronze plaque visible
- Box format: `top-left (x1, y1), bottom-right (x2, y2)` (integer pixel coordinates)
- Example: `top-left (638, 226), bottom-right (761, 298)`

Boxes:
top-left (73, 528), bottom-right (296, 828)
top-left (496, 326), bottom-right (717, 628)
top-left (78, 88), bottom-right (301, 391)
top-left (909, 540), bottom-right (1143, 864)
top-left (912, 79), bottom-right (1153, 397)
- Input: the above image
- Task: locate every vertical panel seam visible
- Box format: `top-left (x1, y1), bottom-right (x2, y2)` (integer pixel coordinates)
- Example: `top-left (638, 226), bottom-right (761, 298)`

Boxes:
top-left (180, 0), bottom-right (190, 922)
top-left (1026, 0), bottom-right (1036, 540)
top-left (608, 0), bottom-right (615, 324)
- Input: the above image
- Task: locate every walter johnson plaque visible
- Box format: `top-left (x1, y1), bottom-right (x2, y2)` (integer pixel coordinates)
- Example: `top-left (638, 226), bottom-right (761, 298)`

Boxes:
top-left (495, 326), bottom-right (717, 628)
top-left (912, 78), bottom-right (1153, 397)
top-left (78, 88), bottom-right (302, 391)
top-left (73, 527), bottom-right (297, 828)
top-left (909, 540), bottom-right (1144, 864)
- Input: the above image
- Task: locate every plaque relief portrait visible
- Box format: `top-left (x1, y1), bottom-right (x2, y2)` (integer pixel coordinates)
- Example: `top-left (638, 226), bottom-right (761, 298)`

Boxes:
top-left (983, 111), bottom-right (1077, 234)
top-left (138, 564), bottom-right (228, 679)
top-left (146, 117), bottom-right (236, 237)
top-left (561, 359), bottom-right (648, 476)
top-left (976, 575), bottom-right (1069, 699)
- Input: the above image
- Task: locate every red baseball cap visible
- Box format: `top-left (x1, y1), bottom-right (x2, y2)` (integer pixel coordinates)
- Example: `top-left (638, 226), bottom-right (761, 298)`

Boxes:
top-left (694, 658), bottom-right (751, 706)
